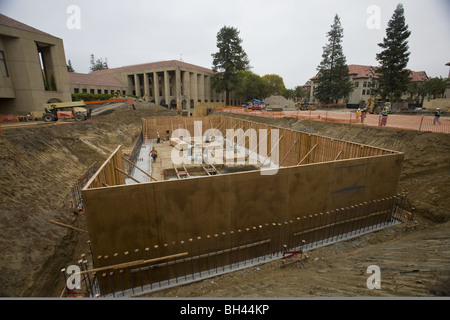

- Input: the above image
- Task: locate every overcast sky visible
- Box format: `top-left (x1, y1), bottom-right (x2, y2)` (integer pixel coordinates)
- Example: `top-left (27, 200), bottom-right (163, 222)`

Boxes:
top-left (1, 0), bottom-right (449, 89)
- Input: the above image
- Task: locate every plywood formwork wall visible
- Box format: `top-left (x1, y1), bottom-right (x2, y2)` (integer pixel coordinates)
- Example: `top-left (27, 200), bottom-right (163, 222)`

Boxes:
top-left (82, 129), bottom-right (403, 261)
top-left (81, 115), bottom-right (404, 294)
top-left (142, 115), bottom-right (395, 167)
top-left (84, 145), bottom-right (125, 189)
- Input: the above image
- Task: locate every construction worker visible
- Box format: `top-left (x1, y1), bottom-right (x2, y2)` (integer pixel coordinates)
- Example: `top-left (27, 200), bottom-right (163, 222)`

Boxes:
top-left (433, 108), bottom-right (441, 125)
top-left (361, 108), bottom-right (367, 124)
top-left (356, 108), bottom-right (361, 120)
top-left (379, 107), bottom-right (388, 127)
top-left (151, 147), bottom-right (158, 163)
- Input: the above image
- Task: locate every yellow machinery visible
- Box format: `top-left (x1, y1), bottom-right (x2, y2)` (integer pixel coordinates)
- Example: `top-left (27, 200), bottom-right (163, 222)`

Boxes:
top-left (42, 101), bottom-right (91, 122)
top-left (295, 100), bottom-right (315, 110)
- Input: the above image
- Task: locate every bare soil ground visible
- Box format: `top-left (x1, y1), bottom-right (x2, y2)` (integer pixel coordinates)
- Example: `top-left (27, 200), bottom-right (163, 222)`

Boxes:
top-left (0, 104), bottom-right (449, 298)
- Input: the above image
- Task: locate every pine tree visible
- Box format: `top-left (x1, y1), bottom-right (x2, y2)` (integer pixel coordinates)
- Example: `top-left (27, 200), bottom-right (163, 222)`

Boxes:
top-left (89, 54), bottom-right (109, 72)
top-left (314, 14), bottom-right (353, 104)
top-left (211, 26), bottom-right (250, 105)
top-left (375, 3), bottom-right (411, 102)
top-left (67, 60), bottom-right (75, 72)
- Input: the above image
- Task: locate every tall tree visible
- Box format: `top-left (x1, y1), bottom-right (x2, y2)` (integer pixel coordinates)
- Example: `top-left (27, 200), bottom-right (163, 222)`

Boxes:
top-left (67, 60), bottom-right (75, 72)
top-left (211, 26), bottom-right (250, 105)
top-left (235, 70), bottom-right (270, 102)
top-left (293, 85), bottom-right (308, 101)
top-left (262, 74), bottom-right (287, 96)
top-left (314, 14), bottom-right (353, 104)
top-left (89, 54), bottom-right (109, 72)
top-left (375, 3), bottom-right (411, 102)
top-left (423, 77), bottom-right (449, 99)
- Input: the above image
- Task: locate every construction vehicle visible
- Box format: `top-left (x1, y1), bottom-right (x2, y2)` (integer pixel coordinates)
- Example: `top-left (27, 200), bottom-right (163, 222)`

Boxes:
top-left (42, 101), bottom-right (91, 122)
top-left (367, 97), bottom-right (390, 114)
top-left (295, 100), bottom-right (316, 110)
top-left (245, 99), bottom-right (265, 110)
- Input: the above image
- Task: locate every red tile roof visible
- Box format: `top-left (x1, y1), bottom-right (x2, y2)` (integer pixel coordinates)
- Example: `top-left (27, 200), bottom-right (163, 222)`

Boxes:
top-left (91, 60), bottom-right (214, 75)
top-left (0, 14), bottom-right (56, 38)
top-left (69, 72), bottom-right (127, 88)
top-left (310, 64), bottom-right (428, 82)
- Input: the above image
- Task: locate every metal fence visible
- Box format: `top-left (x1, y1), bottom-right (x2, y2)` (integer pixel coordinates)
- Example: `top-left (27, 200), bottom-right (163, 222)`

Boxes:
top-left (69, 162), bottom-right (99, 211)
top-left (62, 193), bottom-right (407, 298)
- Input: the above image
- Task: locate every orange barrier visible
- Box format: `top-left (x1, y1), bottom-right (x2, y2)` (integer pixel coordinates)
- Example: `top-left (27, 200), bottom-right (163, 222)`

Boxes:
top-left (84, 98), bottom-right (134, 107)
top-left (219, 109), bottom-right (450, 134)
top-left (0, 114), bottom-right (18, 123)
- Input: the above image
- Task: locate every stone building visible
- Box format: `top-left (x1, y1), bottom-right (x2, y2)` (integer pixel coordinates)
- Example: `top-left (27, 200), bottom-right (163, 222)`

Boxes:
top-left (306, 64), bottom-right (429, 106)
top-left (0, 14), bottom-right (71, 113)
top-left (91, 60), bottom-right (237, 115)
top-left (69, 72), bottom-right (127, 96)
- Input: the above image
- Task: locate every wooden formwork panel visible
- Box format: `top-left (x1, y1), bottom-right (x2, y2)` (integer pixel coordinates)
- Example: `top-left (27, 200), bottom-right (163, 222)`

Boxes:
top-left (83, 151), bottom-right (403, 259)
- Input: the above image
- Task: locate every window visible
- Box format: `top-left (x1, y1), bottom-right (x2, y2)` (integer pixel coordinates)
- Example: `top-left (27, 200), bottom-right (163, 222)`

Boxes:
top-left (37, 43), bottom-right (57, 91)
top-left (82, 88), bottom-right (87, 93)
top-left (90, 89), bottom-right (95, 94)
top-left (362, 89), bottom-right (366, 95)
top-left (0, 51), bottom-right (9, 77)
top-left (74, 88), bottom-right (79, 93)
top-left (363, 81), bottom-right (367, 88)
top-left (97, 89), bottom-right (102, 94)
top-left (354, 81), bottom-right (359, 88)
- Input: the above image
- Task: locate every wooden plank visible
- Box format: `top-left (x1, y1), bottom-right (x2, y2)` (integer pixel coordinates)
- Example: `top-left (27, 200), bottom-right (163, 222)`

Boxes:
top-left (298, 143), bottom-right (317, 165)
top-left (49, 220), bottom-right (88, 233)
top-left (114, 166), bottom-right (140, 183)
top-left (77, 252), bottom-right (189, 275)
top-left (279, 138), bottom-right (298, 167)
top-left (122, 156), bottom-right (158, 181)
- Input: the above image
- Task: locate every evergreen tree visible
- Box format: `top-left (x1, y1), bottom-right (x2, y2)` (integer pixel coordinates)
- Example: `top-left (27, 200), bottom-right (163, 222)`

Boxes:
top-left (375, 4), bottom-right (411, 102)
top-left (67, 60), bottom-right (75, 72)
top-left (314, 14), bottom-right (353, 104)
top-left (89, 54), bottom-right (109, 72)
top-left (211, 26), bottom-right (250, 105)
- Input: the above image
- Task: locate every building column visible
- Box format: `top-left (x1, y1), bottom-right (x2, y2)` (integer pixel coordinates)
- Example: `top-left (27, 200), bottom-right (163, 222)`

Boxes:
top-left (199, 74), bottom-right (205, 102)
top-left (134, 74), bottom-right (140, 98)
top-left (175, 68), bottom-right (182, 111)
top-left (190, 72), bottom-right (198, 110)
top-left (205, 75), bottom-right (212, 102)
top-left (164, 70), bottom-right (170, 107)
top-left (143, 72), bottom-right (149, 101)
top-left (183, 71), bottom-right (190, 110)
top-left (153, 72), bottom-right (160, 106)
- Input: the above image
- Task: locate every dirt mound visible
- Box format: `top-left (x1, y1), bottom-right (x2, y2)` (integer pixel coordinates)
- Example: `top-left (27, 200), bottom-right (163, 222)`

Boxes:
top-left (0, 102), bottom-right (177, 296)
top-left (264, 95), bottom-right (296, 108)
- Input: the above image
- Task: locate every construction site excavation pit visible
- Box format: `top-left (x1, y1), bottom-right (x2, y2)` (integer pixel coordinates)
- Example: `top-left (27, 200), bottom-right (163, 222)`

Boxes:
top-left (71, 114), bottom-right (406, 297)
